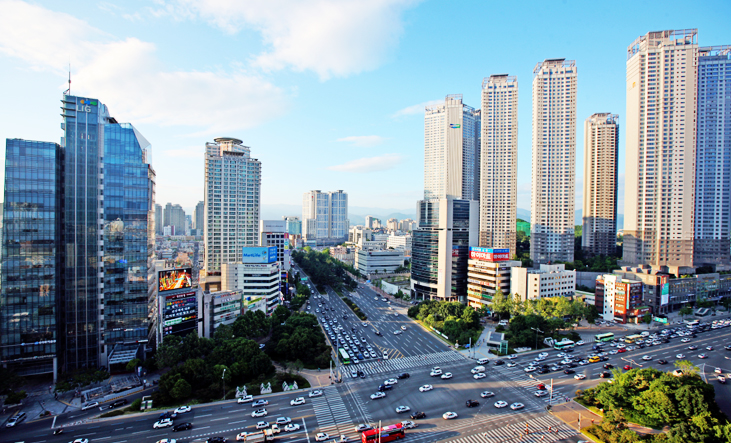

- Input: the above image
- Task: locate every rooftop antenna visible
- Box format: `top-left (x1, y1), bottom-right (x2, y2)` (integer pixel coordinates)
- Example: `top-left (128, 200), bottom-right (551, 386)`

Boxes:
top-left (64, 62), bottom-right (71, 95)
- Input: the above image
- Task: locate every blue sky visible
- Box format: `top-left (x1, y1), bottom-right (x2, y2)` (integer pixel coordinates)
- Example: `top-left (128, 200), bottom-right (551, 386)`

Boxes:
top-left (0, 0), bottom-right (729, 216)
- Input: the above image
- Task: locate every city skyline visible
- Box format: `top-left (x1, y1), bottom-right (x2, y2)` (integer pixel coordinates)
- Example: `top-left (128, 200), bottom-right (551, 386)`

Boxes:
top-left (1, 0), bottom-right (729, 213)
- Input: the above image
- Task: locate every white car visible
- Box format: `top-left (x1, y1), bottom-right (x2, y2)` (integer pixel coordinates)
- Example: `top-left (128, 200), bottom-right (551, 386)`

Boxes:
top-left (471, 366), bottom-right (485, 374)
top-left (574, 374), bottom-right (586, 380)
top-left (430, 368), bottom-right (443, 377)
top-left (256, 421), bottom-right (270, 430)
top-left (481, 391), bottom-right (495, 398)
top-left (676, 354), bottom-right (685, 359)
top-left (370, 392), bottom-right (386, 400)
top-left (284, 423), bottom-right (301, 432)
top-left (539, 352), bottom-right (549, 358)
top-left (400, 421), bottom-right (417, 429)
top-left (473, 373), bottom-right (487, 380)
top-left (494, 401), bottom-right (508, 408)
top-left (557, 352), bottom-right (567, 358)
top-left (510, 403), bottom-right (525, 410)
top-left (524, 366), bottom-right (537, 372)
top-left (236, 432), bottom-right (250, 441)
top-left (309, 390), bottom-right (323, 398)
top-left (395, 406), bottom-right (411, 413)
top-left (252, 399), bottom-right (269, 407)
top-left (393, 330), bottom-right (403, 335)
top-left (642, 355), bottom-right (652, 361)
top-left (251, 408), bottom-right (268, 418)
top-left (401, 326), bottom-right (407, 331)
top-left (441, 372), bottom-right (453, 380)
top-left (71, 440), bottom-right (90, 443)
top-left (507, 362), bottom-right (517, 368)
top-left (681, 338), bottom-right (691, 343)
top-left (506, 354), bottom-right (517, 359)
top-left (442, 411), bottom-right (458, 420)
top-left (354, 424), bottom-right (373, 432)
top-left (384, 378), bottom-right (398, 385)
top-left (419, 384), bottom-right (433, 392)
top-left (290, 397), bottom-right (306, 406)
top-left (315, 433), bottom-right (330, 442)
top-left (174, 405), bottom-right (191, 414)
top-left (535, 390), bottom-right (549, 397)
top-left (576, 340), bottom-right (585, 346)
top-left (81, 401), bottom-right (99, 411)
top-left (276, 417), bottom-right (292, 425)
top-left (153, 418), bottom-right (174, 429)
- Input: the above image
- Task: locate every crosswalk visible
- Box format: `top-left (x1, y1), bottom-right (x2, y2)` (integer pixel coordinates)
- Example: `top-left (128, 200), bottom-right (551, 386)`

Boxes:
top-left (346, 351), bottom-right (471, 377)
top-left (310, 386), bottom-right (360, 440)
top-left (492, 365), bottom-right (572, 405)
top-left (445, 414), bottom-right (576, 443)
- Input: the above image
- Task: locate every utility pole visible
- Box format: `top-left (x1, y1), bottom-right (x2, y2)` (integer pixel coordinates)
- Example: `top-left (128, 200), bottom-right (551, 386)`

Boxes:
top-left (531, 327), bottom-right (544, 351)
top-left (222, 368), bottom-right (226, 401)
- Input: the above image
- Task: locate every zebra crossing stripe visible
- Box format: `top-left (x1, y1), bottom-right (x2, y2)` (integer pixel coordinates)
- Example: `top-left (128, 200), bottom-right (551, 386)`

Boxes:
top-left (445, 413), bottom-right (577, 443)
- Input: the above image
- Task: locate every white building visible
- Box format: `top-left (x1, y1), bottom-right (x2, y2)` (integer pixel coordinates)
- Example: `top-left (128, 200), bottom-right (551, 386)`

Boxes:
top-left (204, 137), bottom-right (261, 288)
top-left (387, 234), bottom-right (412, 256)
top-left (221, 249), bottom-right (281, 315)
top-left (302, 190), bottom-right (349, 243)
top-left (348, 226), bottom-right (372, 245)
top-left (199, 289), bottom-right (243, 338)
top-left (355, 249), bottom-right (405, 275)
top-left (480, 74), bottom-right (518, 257)
top-left (259, 220), bottom-right (290, 271)
top-left (530, 59), bottom-right (577, 264)
top-left (424, 95), bottom-right (481, 201)
top-left (510, 264), bottom-right (576, 301)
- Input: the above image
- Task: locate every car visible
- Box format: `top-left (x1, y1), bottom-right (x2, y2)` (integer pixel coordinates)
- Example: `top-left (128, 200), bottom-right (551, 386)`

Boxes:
top-left (252, 399), bottom-right (269, 407)
top-left (539, 352), bottom-right (549, 358)
top-left (673, 369), bottom-right (684, 377)
top-left (725, 345), bottom-right (731, 351)
top-left (276, 417), bottom-right (292, 425)
top-left (609, 350), bottom-right (618, 355)
top-left (579, 360), bottom-right (590, 365)
top-left (617, 348), bottom-right (627, 353)
top-left (623, 365), bottom-right (632, 370)
top-left (473, 372), bottom-right (487, 380)
top-left (681, 338), bottom-right (691, 343)
top-left (172, 422), bottom-right (193, 432)
top-left (715, 367), bottom-right (723, 374)
top-left (370, 392), bottom-right (386, 400)
top-left (362, 322), bottom-right (368, 327)
top-left (251, 409), bottom-right (268, 418)
top-left (535, 390), bottom-right (549, 397)
top-left (465, 400), bottom-right (479, 407)
top-left (707, 346), bottom-right (714, 351)
top-left (384, 378), bottom-right (398, 385)
top-left (70, 440), bottom-right (90, 443)
top-left (564, 369), bottom-right (575, 374)
top-left (574, 374), bottom-right (586, 380)
top-left (393, 330), bottom-right (403, 335)
top-left (81, 401), bottom-right (99, 411)
top-left (375, 331), bottom-right (382, 336)
top-left (719, 376), bottom-right (727, 384)
top-left (108, 399), bottom-right (128, 409)
top-left (351, 370), bottom-right (358, 378)
top-left (494, 360), bottom-right (505, 366)
top-left (315, 433), bottom-right (330, 442)
top-left (481, 391), bottom-right (495, 398)
top-left (507, 362), bottom-right (517, 368)
top-left (401, 326), bottom-right (407, 331)
top-left (378, 384), bottom-right (393, 392)
top-left (236, 432), bottom-right (249, 441)
top-left (642, 355), bottom-right (652, 361)
top-left (397, 372), bottom-right (410, 379)
top-left (309, 390), bottom-right (323, 398)
top-left (400, 420), bottom-right (417, 429)
top-left (537, 368), bottom-right (549, 374)
top-left (658, 359), bottom-right (668, 365)
top-left (441, 372), bottom-right (453, 380)
top-left (174, 406), bottom-right (191, 414)
top-left (699, 354), bottom-right (709, 359)
top-left (689, 345), bottom-right (698, 350)
top-left (600, 371), bottom-right (611, 378)
top-left (381, 298), bottom-right (387, 302)
top-left (494, 401), bottom-right (508, 408)
top-left (255, 421), bottom-right (270, 430)
top-left (410, 411), bottom-right (426, 419)
top-left (677, 354), bottom-right (685, 359)
top-left (604, 363), bottom-right (614, 369)
top-left (576, 340), bottom-right (585, 346)
top-left (524, 366), bottom-right (537, 372)
top-left (507, 354), bottom-right (518, 359)
top-left (156, 440), bottom-right (177, 443)
top-left (510, 403), bottom-right (525, 410)
top-left (395, 406), bottom-right (411, 413)
top-left (537, 383), bottom-right (546, 390)
top-left (354, 424), bottom-right (373, 432)
top-left (471, 366), bottom-right (486, 374)
top-left (154, 419), bottom-right (174, 429)
top-left (443, 411), bottom-right (458, 420)
top-left (419, 384), bottom-right (433, 392)
top-left (430, 368), bottom-right (443, 377)
top-left (290, 397), bottom-right (305, 406)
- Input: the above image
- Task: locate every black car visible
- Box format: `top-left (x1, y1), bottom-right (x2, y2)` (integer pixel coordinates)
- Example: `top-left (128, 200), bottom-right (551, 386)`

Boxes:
top-left (397, 373), bottom-right (410, 379)
top-left (537, 368), bottom-right (548, 374)
top-left (494, 360), bottom-right (504, 366)
top-left (358, 371), bottom-right (366, 378)
top-left (603, 363), bottom-right (613, 369)
top-left (658, 359), bottom-right (668, 365)
top-left (600, 371), bottom-right (611, 378)
top-left (378, 384), bottom-right (393, 392)
top-left (173, 422), bottom-right (193, 432)
top-left (108, 399), bottom-right (128, 409)
top-left (375, 331), bottom-right (382, 336)
top-left (465, 400), bottom-right (479, 408)
top-left (564, 369), bottom-right (575, 374)
top-left (159, 411), bottom-right (178, 420)
top-left (725, 345), bottom-right (731, 351)
top-left (567, 363), bottom-right (578, 368)
top-left (207, 438), bottom-right (227, 443)
top-left (410, 411), bottom-right (426, 419)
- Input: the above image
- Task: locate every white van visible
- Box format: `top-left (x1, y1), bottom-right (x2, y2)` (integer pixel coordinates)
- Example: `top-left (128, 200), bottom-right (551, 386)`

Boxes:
top-left (477, 358), bottom-right (489, 365)
top-left (498, 320), bottom-right (509, 327)
top-left (640, 331), bottom-right (650, 337)
top-left (5, 412), bottom-right (26, 428)
top-left (383, 353), bottom-right (388, 360)
top-left (470, 366), bottom-right (486, 374)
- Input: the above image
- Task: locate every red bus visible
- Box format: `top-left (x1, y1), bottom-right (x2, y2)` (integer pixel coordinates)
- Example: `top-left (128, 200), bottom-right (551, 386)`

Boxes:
top-left (361, 423), bottom-right (405, 442)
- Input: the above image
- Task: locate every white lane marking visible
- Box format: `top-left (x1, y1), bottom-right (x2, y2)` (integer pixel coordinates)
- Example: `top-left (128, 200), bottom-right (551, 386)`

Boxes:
top-left (197, 413), bottom-right (213, 417)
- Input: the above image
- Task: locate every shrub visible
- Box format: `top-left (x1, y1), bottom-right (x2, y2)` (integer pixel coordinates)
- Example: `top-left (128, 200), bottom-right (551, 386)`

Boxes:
top-left (5, 390), bottom-right (27, 405)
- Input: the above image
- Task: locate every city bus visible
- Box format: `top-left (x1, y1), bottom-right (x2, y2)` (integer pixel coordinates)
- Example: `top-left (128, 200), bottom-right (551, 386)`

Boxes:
top-left (361, 423), bottom-right (405, 442)
top-left (684, 319), bottom-right (700, 327)
top-left (594, 333), bottom-right (615, 343)
top-left (553, 339), bottom-right (575, 350)
top-left (338, 348), bottom-right (351, 365)
top-left (624, 334), bottom-right (643, 344)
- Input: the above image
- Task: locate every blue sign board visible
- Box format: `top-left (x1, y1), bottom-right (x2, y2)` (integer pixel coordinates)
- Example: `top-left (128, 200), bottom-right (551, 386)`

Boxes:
top-left (241, 246), bottom-right (278, 264)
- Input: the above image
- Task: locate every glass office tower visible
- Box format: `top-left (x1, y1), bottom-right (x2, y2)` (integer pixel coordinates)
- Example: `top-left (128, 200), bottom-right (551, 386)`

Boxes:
top-left (0, 139), bottom-right (64, 376)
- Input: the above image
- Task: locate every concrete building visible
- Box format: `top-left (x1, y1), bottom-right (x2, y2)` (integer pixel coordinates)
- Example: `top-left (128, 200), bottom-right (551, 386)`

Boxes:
top-left (259, 220), bottom-right (290, 271)
top-left (399, 218), bottom-right (416, 232)
top-left (302, 190), bottom-right (349, 244)
top-left (283, 216), bottom-right (302, 236)
top-left (582, 113), bottom-right (619, 256)
top-left (695, 46), bottom-right (731, 266)
top-left (411, 198), bottom-right (479, 302)
top-left (329, 246), bottom-right (354, 266)
top-left (510, 264), bottom-right (576, 301)
top-left (355, 249), bottom-right (405, 275)
top-left (623, 29), bottom-right (698, 271)
top-left (221, 259), bottom-right (281, 315)
top-left (466, 247), bottom-right (521, 309)
top-left (164, 203), bottom-right (186, 236)
top-left (155, 204), bottom-right (163, 235)
top-left (424, 95), bottom-right (481, 201)
top-left (364, 216), bottom-right (378, 229)
top-left (386, 218), bottom-right (399, 231)
top-left (530, 59), bottom-right (577, 264)
top-left (204, 137), bottom-right (261, 289)
top-left (194, 200), bottom-right (204, 232)
top-left (199, 289), bottom-right (244, 339)
top-left (387, 233), bottom-right (413, 256)
top-left (480, 74), bottom-right (518, 257)
top-left (595, 274), bottom-right (645, 324)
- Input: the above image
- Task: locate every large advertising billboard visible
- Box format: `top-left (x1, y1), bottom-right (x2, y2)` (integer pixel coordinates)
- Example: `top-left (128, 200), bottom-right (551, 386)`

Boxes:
top-left (162, 290), bottom-right (198, 337)
top-left (469, 247), bottom-right (510, 262)
top-left (159, 268), bottom-right (192, 292)
top-left (660, 276), bottom-right (669, 306)
top-left (241, 246), bottom-right (278, 264)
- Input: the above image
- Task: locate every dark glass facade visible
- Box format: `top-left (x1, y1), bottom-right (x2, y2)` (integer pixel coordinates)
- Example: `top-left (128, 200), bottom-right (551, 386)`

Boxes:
top-left (1, 139), bottom-right (63, 375)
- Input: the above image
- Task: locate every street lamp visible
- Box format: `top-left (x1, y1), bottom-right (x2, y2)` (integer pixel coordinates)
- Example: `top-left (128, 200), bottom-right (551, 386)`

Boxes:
top-left (530, 327), bottom-right (544, 351)
top-left (222, 368), bottom-right (227, 401)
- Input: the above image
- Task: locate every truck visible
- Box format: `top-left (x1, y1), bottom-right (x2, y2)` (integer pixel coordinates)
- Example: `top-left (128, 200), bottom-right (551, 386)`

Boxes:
top-left (242, 429), bottom-right (274, 442)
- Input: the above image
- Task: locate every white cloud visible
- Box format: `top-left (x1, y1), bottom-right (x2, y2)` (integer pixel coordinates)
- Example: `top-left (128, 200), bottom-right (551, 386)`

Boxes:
top-left (328, 153), bottom-right (404, 173)
top-left (155, 0), bottom-right (420, 79)
top-left (336, 135), bottom-right (386, 147)
top-left (0, 0), bottom-right (288, 133)
top-left (392, 99), bottom-right (443, 118)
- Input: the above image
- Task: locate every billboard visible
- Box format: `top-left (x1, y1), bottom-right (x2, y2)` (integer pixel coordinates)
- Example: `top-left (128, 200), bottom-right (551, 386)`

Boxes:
top-left (162, 290), bottom-right (198, 337)
top-left (241, 246), bottom-right (278, 264)
top-left (469, 247), bottom-right (510, 262)
top-left (159, 268), bottom-right (192, 292)
top-left (660, 276), bottom-right (669, 306)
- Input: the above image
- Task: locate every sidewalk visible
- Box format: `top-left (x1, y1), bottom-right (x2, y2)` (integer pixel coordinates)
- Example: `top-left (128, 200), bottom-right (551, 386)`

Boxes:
top-left (550, 400), bottom-right (664, 436)
top-left (455, 326), bottom-right (496, 361)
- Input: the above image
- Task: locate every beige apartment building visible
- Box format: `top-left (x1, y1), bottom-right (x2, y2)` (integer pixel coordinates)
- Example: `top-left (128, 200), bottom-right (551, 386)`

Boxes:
top-left (530, 59), bottom-right (577, 264)
top-left (582, 113), bottom-right (619, 256)
top-left (623, 29), bottom-right (698, 272)
top-left (479, 74), bottom-right (518, 257)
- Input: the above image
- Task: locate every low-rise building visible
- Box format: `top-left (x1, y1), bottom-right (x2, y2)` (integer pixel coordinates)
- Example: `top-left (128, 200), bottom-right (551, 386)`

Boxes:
top-left (466, 247), bottom-right (521, 309)
top-left (221, 247), bottom-right (281, 314)
top-left (510, 264), bottom-right (576, 301)
top-left (330, 246), bottom-right (354, 265)
top-left (595, 275), bottom-right (645, 323)
top-left (356, 249), bottom-right (404, 275)
top-left (199, 289), bottom-right (244, 338)
top-left (387, 234), bottom-right (413, 257)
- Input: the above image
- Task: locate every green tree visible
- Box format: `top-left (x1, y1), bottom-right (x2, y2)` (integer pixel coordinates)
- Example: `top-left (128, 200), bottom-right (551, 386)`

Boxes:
top-left (125, 358), bottom-right (142, 373)
top-left (673, 359), bottom-right (699, 376)
top-left (156, 335), bottom-right (183, 368)
top-left (696, 298), bottom-right (713, 309)
top-left (490, 288), bottom-right (512, 318)
top-left (678, 305), bottom-right (693, 321)
top-left (170, 378), bottom-right (192, 400)
top-left (641, 313), bottom-right (652, 326)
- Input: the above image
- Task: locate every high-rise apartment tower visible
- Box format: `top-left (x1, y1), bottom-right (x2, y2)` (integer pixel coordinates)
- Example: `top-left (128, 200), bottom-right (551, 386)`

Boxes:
top-left (302, 190), bottom-right (348, 243)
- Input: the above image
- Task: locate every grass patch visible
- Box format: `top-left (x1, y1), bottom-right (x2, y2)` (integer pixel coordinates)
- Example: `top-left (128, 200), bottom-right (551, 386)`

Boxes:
top-left (341, 297), bottom-right (367, 321)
